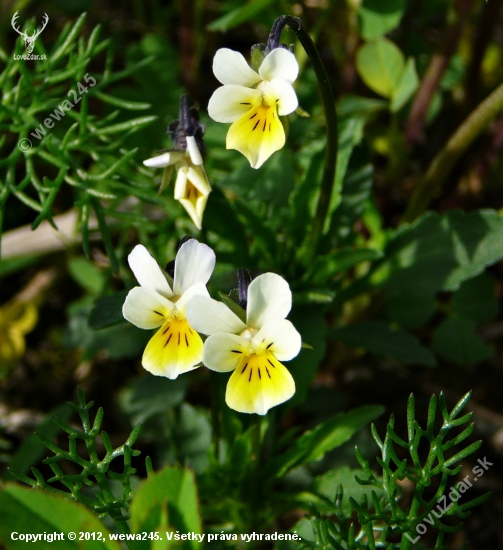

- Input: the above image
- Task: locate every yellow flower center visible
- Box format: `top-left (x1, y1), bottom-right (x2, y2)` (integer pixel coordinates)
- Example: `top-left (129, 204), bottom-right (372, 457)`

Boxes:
top-left (183, 180), bottom-right (202, 207)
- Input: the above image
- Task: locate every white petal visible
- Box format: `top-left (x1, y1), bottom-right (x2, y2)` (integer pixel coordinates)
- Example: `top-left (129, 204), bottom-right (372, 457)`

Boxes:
top-left (143, 151), bottom-right (185, 168)
top-left (173, 239), bottom-right (216, 296)
top-left (176, 282), bottom-right (209, 311)
top-left (203, 333), bottom-right (250, 372)
top-left (253, 319), bottom-right (301, 361)
top-left (258, 48), bottom-right (299, 84)
top-left (122, 287), bottom-right (175, 329)
top-left (174, 167), bottom-right (188, 199)
top-left (208, 85), bottom-right (262, 123)
top-left (128, 245), bottom-right (173, 298)
top-left (178, 195), bottom-right (209, 230)
top-left (213, 48), bottom-right (261, 87)
top-left (186, 136), bottom-right (203, 166)
top-left (262, 78), bottom-right (298, 116)
top-left (246, 273), bottom-right (292, 328)
top-left (185, 295), bottom-right (246, 336)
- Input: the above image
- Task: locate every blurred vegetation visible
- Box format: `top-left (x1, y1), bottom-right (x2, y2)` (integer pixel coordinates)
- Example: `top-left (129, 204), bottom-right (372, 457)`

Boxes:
top-left (1, 0), bottom-right (503, 548)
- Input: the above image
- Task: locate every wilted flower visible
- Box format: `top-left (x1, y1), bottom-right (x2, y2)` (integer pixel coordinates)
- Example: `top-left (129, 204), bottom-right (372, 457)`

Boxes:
top-left (186, 272), bottom-right (301, 414)
top-left (144, 95), bottom-right (211, 229)
top-left (0, 299), bottom-right (37, 369)
top-left (208, 47), bottom-right (299, 169)
top-left (122, 239), bottom-right (215, 379)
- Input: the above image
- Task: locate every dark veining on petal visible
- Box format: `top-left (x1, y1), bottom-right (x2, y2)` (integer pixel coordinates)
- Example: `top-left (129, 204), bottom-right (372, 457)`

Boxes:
top-left (178, 333), bottom-right (181, 345)
top-left (266, 342), bottom-right (273, 349)
top-left (189, 328), bottom-right (193, 335)
top-left (262, 119), bottom-right (266, 131)
top-left (258, 367), bottom-right (262, 379)
top-left (241, 362), bottom-right (248, 373)
top-left (248, 368), bottom-right (253, 382)
top-left (240, 102), bottom-right (251, 105)
top-left (163, 326), bottom-right (171, 335)
top-left (231, 349), bottom-right (242, 354)
top-left (265, 366), bottom-right (271, 378)
top-left (253, 120), bottom-right (260, 131)
top-left (185, 334), bottom-right (189, 347)
top-left (154, 310), bottom-right (163, 316)
top-left (267, 358), bottom-right (276, 368)
top-left (165, 334), bottom-right (172, 347)
top-left (250, 113), bottom-right (257, 119)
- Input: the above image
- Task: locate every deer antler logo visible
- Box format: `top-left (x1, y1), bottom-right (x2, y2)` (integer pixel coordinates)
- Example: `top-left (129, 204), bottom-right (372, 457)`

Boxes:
top-left (11, 11), bottom-right (49, 54)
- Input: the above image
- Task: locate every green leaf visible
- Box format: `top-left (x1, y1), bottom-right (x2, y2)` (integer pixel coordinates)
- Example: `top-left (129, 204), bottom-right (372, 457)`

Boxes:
top-left (315, 466), bottom-right (384, 515)
top-left (0, 484), bottom-right (121, 550)
top-left (356, 38), bottom-right (405, 98)
top-left (158, 404), bottom-right (212, 475)
top-left (375, 210), bottom-right (503, 294)
top-left (387, 291), bottom-right (437, 329)
top-left (324, 118), bottom-right (365, 233)
top-left (309, 246), bottom-right (382, 286)
top-left (432, 315), bottom-right (493, 365)
top-left (93, 91), bottom-right (151, 110)
top-left (218, 292), bottom-right (247, 324)
top-left (289, 144), bottom-right (325, 245)
top-left (333, 321), bottom-right (437, 366)
top-left (89, 291), bottom-right (130, 329)
top-left (287, 305), bottom-right (327, 407)
top-left (265, 405), bottom-right (384, 478)
top-left (5, 405), bottom-right (72, 480)
top-left (451, 272), bottom-right (498, 323)
top-left (337, 95), bottom-right (388, 119)
top-left (220, 149), bottom-right (295, 207)
top-left (64, 299), bottom-right (149, 360)
top-left (207, 0), bottom-right (273, 31)
top-left (120, 374), bottom-right (189, 424)
top-left (203, 188), bottom-right (250, 266)
top-left (358, 0), bottom-right (406, 40)
top-left (130, 466), bottom-right (202, 549)
top-left (390, 57), bottom-right (419, 112)
top-left (95, 116), bottom-right (157, 136)
top-left (68, 257), bottom-right (105, 296)
top-left (331, 160), bottom-right (374, 245)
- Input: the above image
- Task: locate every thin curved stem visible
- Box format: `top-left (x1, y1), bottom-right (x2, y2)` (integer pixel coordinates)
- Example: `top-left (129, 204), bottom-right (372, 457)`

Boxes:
top-left (270, 16), bottom-right (338, 266)
top-left (402, 80), bottom-right (503, 223)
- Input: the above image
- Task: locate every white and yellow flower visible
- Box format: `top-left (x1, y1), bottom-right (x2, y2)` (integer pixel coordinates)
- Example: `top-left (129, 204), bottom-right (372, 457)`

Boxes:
top-left (122, 239), bottom-right (215, 379)
top-left (186, 273), bottom-right (301, 415)
top-left (208, 47), bottom-right (299, 169)
top-left (143, 135), bottom-right (211, 230)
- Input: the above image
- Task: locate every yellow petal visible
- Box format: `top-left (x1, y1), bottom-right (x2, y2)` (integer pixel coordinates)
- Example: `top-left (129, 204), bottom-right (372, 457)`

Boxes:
top-left (2, 301), bottom-right (38, 334)
top-left (225, 351), bottom-right (295, 415)
top-left (142, 317), bottom-right (203, 379)
top-left (226, 103), bottom-right (285, 169)
top-left (0, 330), bottom-right (25, 365)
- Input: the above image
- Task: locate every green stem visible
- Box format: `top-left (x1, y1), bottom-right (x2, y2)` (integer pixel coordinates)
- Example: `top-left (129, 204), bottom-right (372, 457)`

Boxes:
top-left (402, 80), bottom-right (503, 223)
top-left (270, 16), bottom-right (338, 266)
top-left (249, 415), bottom-right (262, 532)
top-left (211, 370), bottom-right (221, 461)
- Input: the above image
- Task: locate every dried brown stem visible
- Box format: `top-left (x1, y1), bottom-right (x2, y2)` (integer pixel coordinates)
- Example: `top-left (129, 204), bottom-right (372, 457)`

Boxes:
top-left (405, 0), bottom-right (475, 147)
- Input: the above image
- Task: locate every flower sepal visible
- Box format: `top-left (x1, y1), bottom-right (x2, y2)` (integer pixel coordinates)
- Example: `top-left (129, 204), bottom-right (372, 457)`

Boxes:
top-left (217, 291), bottom-right (246, 324)
top-left (250, 43), bottom-right (266, 72)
